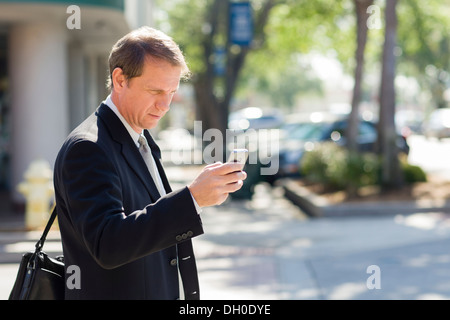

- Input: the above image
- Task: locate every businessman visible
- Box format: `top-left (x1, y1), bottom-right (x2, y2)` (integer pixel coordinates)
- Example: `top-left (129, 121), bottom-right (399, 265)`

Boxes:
top-left (53, 27), bottom-right (246, 300)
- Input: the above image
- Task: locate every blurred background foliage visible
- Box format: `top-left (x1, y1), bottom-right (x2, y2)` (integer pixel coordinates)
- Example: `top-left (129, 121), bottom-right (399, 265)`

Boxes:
top-left (155, 0), bottom-right (449, 122)
top-left (154, 0), bottom-right (449, 191)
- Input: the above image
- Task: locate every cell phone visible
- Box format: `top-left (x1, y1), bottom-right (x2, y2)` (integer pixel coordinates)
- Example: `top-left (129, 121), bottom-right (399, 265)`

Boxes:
top-left (227, 148), bottom-right (249, 170)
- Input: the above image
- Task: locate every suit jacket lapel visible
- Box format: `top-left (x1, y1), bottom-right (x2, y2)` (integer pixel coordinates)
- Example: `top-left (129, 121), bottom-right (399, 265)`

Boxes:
top-left (97, 104), bottom-right (161, 202)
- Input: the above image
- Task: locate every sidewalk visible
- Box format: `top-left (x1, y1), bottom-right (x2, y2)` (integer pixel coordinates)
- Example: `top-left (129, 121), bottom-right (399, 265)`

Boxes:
top-left (0, 205), bottom-right (62, 299)
top-left (194, 185), bottom-right (450, 300)
top-left (2, 178), bottom-right (450, 300)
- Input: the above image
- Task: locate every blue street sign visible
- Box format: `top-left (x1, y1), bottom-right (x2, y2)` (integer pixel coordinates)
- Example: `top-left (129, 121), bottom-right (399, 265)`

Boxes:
top-left (214, 47), bottom-right (226, 76)
top-left (229, 2), bottom-right (253, 47)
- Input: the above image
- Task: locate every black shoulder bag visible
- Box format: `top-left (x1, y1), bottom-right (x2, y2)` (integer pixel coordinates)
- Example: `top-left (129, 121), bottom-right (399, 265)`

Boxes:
top-left (9, 207), bottom-right (65, 300)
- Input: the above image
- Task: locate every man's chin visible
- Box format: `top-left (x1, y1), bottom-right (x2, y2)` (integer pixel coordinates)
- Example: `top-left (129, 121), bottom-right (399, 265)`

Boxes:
top-left (144, 121), bottom-right (159, 130)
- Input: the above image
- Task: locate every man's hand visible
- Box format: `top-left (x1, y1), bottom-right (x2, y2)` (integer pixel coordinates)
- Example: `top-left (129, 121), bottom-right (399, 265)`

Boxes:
top-left (188, 162), bottom-right (247, 208)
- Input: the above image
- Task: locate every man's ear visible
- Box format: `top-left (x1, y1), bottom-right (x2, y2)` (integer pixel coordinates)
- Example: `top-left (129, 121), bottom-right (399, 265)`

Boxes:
top-left (111, 67), bottom-right (126, 92)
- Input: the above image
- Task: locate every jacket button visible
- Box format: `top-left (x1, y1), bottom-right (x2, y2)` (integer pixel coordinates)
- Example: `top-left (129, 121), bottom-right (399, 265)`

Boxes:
top-left (187, 231), bottom-right (193, 237)
top-left (170, 258), bottom-right (177, 266)
top-left (176, 235), bottom-right (182, 241)
top-left (182, 233), bottom-right (187, 240)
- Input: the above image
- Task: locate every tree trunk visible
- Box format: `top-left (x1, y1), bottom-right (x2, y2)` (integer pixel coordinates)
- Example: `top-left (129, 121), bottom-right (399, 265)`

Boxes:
top-left (378, 0), bottom-right (403, 189)
top-left (192, 0), bottom-right (276, 160)
top-left (193, 0), bottom-right (275, 130)
top-left (193, 74), bottom-right (222, 132)
top-left (193, 0), bottom-right (223, 133)
top-left (347, 0), bottom-right (373, 152)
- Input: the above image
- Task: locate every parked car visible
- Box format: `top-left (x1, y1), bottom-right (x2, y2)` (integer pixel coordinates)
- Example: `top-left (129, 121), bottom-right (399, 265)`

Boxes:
top-left (227, 107), bottom-right (283, 199)
top-left (228, 107), bottom-right (284, 131)
top-left (267, 112), bottom-right (410, 181)
top-left (423, 108), bottom-right (450, 140)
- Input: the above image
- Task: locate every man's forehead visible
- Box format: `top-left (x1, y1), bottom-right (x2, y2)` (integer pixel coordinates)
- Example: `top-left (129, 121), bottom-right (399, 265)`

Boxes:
top-left (138, 58), bottom-right (181, 88)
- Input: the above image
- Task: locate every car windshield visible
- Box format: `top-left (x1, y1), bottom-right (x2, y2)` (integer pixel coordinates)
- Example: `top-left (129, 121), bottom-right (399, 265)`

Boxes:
top-left (283, 122), bottom-right (325, 141)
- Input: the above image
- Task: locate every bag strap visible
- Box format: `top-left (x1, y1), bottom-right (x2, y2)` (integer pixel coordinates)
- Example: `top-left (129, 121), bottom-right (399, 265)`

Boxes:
top-left (177, 240), bottom-right (200, 300)
top-left (34, 204), bottom-right (57, 252)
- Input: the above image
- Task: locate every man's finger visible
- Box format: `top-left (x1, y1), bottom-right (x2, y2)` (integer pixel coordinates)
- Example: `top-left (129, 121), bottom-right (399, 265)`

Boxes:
top-left (224, 180), bottom-right (244, 193)
top-left (210, 162), bottom-right (244, 175)
top-left (224, 170), bottom-right (247, 184)
top-left (206, 161), bottom-right (223, 168)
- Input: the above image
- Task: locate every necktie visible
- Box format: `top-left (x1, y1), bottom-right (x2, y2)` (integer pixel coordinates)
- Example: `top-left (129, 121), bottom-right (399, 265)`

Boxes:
top-left (138, 134), bottom-right (185, 298)
top-left (138, 134), bottom-right (166, 196)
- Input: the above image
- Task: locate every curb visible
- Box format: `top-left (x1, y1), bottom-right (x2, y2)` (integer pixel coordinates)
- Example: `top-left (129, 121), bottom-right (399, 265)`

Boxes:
top-left (280, 178), bottom-right (450, 217)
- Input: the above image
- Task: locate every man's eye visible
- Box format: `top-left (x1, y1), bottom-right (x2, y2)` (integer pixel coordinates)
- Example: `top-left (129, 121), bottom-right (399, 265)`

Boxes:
top-left (148, 90), bottom-right (176, 95)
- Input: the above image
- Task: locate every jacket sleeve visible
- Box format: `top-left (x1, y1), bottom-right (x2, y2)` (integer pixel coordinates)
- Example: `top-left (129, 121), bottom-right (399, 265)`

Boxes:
top-left (58, 139), bottom-right (204, 269)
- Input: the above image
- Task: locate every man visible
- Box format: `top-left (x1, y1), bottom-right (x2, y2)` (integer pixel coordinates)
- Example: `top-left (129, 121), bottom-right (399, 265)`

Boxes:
top-left (53, 27), bottom-right (246, 300)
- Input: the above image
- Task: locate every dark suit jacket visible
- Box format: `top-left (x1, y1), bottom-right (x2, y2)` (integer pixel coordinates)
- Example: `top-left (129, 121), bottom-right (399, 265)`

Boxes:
top-left (53, 103), bottom-right (204, 300)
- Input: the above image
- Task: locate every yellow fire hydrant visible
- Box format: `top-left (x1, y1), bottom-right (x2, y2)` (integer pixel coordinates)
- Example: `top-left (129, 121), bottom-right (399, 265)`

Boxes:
top-left (17, 159), bottom-right (54, 230)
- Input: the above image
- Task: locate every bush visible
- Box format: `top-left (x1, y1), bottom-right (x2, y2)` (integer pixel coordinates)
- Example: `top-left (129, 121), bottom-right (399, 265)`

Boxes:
top-left (300, 142), bottom-right (380, 191)
top-left (299, 142), bottom-right (336, 185)
top-left (401, 161), bottom-right (427, 184)
top-left (301, 142), bottom-right (428, 191)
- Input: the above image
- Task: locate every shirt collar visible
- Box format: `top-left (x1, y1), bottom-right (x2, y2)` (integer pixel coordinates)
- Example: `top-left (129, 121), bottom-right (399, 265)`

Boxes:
top-left (104, 94), bottom-right (142, 148)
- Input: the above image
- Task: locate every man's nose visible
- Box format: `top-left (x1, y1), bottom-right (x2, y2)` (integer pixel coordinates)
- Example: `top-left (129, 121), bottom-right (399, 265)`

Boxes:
top-left (156, 94), bottom-right (172, 111)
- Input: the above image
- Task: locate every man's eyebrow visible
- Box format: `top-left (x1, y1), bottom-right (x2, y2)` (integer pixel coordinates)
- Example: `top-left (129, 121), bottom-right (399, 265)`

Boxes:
top-left (145, 86), bottom-right (178, 93)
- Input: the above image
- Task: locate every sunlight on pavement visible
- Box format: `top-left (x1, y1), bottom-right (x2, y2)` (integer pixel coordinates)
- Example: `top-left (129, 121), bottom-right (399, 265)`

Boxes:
top-left (4, 241), bottom-right (62, 253)
top-left (416, 293), bottom-right (450, 300)
top-left (328, 282), bottom-right (367, 300)
top-left (394, 212), bottom-right (450, 230)
top-left (0, 264), bottom-right (19, 300)
top-left (198, 257), bottom-right (280, 300)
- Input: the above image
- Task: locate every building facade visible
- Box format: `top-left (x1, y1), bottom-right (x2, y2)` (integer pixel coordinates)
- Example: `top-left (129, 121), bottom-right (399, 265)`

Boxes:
top-left (0, 0), bottom-right (153, 205)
